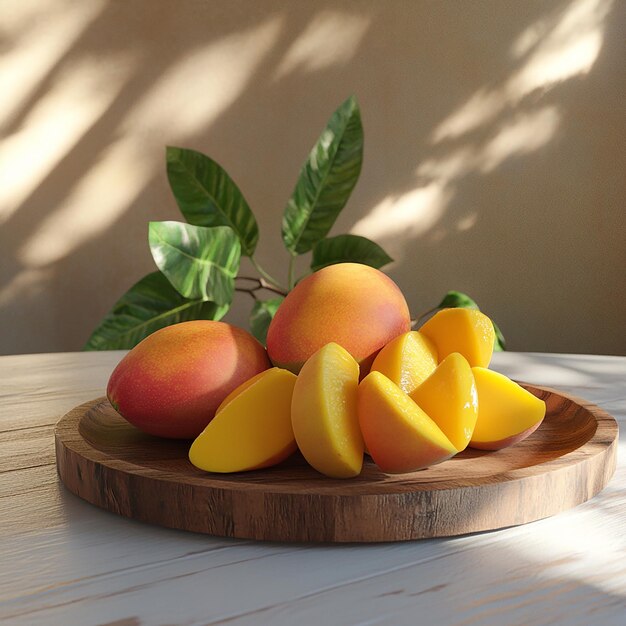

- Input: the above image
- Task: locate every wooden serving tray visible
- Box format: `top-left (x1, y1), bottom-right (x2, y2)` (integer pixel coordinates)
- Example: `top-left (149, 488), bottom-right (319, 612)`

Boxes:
top-left (55, 385), bottom-right (618, 543)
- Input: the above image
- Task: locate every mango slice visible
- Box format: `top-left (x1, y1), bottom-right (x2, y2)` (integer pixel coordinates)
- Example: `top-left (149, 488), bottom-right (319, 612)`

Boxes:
top-left (189, 368), bottom-right (297, 472)
top-left (410, 353), bottom-right (478, 452)
top-left (419, 308), bottom-right (495, 368)
top-left (370, 330), bottom-right (438, 394)
top-left (358, 371), bottom-right (457, 474)
top-left (291, 343), bottom-right (363, 478)
top-left (469, 367), bottom-right (546, 450)
top-left (215, 370), bottom-right (267, 413)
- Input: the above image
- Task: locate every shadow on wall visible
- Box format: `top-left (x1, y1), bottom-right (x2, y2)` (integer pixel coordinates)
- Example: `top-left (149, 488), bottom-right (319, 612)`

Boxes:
top-left (0, 0), bottom-right (623, 355)
top-left (353, 0), bottom-right (612, 245)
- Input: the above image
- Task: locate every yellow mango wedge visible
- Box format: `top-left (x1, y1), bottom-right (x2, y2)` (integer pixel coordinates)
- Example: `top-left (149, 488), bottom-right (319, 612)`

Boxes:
top-left (370, 330), bottom-right (438, 394)
top-left (358, 371), bottom-right (457, 474)
top-left (470, 367), bottom-right (546, 450)
top-left (419, 308), bottom-right (495, 368)
top-left (410, 353), bottom-right (478, 452)
top-left (215, 370), bottom-right (267, 412)
top-left (189, 368), bottom-right (297, 472)
top-left (291, 343), bottom-right (363, 478)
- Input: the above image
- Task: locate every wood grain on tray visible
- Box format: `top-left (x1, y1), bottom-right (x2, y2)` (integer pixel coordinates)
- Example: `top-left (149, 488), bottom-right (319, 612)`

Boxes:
top-left (54, 384), bottom-right (618, 542)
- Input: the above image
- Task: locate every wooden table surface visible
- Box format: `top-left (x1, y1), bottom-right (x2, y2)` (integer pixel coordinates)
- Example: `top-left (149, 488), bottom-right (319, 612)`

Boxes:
top-left (1, 350), bottom-right (624, 625)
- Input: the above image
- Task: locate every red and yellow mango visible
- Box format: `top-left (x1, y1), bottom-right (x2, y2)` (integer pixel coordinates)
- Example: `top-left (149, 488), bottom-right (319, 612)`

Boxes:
top-left (266, 263), bottom-right (411, 374)
top-left (107, 320), bottom-right (270, 439)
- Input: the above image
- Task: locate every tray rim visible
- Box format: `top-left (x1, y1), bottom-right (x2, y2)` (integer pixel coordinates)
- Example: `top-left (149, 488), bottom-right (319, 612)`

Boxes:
top-left (54, 384), bottom-right (618, 495)
top-left (54, 384), bottom-right (619, 542)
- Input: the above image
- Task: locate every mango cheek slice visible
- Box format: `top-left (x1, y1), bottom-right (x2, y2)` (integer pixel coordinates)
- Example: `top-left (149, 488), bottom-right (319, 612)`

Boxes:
top-left (358, 371), bottom-right (457, 474)
top-left (291, 343), bottom-right (363, 479)
top-left (419, 308), bottom-right (495, 368)
top-left (189, 368), bottom-right (297, 473)
top-left (371, 330), bottom-right (438, 395)
top-left (469, 367), bottom-right (546, 450)
top-left (410, 352), bottom-right (478, 452)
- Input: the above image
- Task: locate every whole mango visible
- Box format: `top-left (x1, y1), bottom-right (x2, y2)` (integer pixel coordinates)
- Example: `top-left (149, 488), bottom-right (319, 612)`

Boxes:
top-left (107, 320), bottom-right (270, 438)
top-left (266, 263), bottom-right (411, 374)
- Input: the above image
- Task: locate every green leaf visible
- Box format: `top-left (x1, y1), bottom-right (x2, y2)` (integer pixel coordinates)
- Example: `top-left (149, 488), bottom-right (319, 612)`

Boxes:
top-left (84, 272), bottom-right (228, 350)
top-left (282, 96), bottom-right (363, 254)
top-left (166, 146), bottom-right (259, 256)
top-left (310, 234), bottom-right (393, 272)
top-left (149, 221), bottom-right (241, 305)
top-left (436, 290), bottom-right (480, 310)
top-left (433, 290), bottom-right (506, 351)
top-left (249, 297), bottom-right (284, 346)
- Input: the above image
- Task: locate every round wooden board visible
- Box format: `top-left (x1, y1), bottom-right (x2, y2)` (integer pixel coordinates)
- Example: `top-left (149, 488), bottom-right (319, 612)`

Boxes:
top-left (55, 385), bottom-right (618, 543)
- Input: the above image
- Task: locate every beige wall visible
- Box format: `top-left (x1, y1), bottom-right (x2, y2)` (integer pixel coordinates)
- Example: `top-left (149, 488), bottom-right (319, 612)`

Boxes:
top-left (1, 0), bottom-right (624, 356)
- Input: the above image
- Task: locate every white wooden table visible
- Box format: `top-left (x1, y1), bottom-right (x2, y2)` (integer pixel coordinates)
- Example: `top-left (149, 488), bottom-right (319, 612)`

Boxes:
top-left (1, 351), bottom-right (624, 625)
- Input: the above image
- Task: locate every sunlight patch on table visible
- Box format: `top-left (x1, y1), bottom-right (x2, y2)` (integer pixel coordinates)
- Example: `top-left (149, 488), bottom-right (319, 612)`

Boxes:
top-left (492, 352), bottom-right (626, 390)
top-left (506, 490), bottom-right (626, 598)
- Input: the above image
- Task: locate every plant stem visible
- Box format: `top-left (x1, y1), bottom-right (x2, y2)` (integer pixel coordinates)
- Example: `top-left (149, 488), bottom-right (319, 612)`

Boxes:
top-left (237, 275), bottom-right (263, 282)
top-left (287, 254), bottom-right (296, 290)
top-left (411, 305), bottom-right (440, 328)
top-left (235, 287), bottom-right (259, 301)
top-left (235, 276), bottom-right (288, 298)
top-left (249, 255), bottom-right (287, 291)
top-left (258, 278), bottom-right (288, 297)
